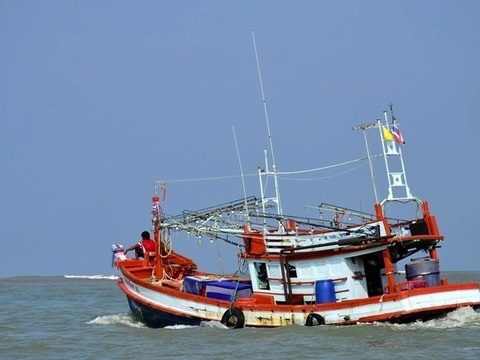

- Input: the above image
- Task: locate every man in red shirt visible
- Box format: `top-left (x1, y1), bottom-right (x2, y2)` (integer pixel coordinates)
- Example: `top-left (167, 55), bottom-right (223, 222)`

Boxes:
top-left (124, 231), bottom-right (155, 259)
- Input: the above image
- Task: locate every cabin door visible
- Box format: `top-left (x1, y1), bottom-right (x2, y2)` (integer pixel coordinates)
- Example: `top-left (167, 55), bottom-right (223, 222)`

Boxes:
top-left (362, 254), bottom-right (384, 297)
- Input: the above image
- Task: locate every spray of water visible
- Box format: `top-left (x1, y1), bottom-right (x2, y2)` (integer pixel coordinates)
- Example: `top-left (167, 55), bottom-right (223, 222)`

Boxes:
top-left (375, 307), bottom-right (480, 331)
top-left (87, 314), bottom-right (146, 328)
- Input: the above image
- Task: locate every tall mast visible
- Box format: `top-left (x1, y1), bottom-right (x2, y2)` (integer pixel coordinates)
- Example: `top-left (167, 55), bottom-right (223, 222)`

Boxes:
top-left (251, 31), bottom-right (283, 218)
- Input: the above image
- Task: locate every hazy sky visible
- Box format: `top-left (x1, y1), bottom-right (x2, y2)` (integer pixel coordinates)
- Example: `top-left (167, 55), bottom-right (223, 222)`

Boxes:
top-left (1, 1), bottom-right (479, 277)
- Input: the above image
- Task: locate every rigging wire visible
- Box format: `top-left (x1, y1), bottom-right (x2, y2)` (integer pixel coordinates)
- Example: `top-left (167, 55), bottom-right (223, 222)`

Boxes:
top-left (214, 239), bottom-right (225, 274)
top-left (276, 155), bottom-right (381, 175)
top-left (278, 162), bottom-right (367, 181)
top-left (153, 155), bottom-right (381, 184)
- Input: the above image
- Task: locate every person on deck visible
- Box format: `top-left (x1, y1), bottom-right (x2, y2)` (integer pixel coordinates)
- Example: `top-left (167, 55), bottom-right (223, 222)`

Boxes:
top-left (124, 231), bottom-right (155, 259)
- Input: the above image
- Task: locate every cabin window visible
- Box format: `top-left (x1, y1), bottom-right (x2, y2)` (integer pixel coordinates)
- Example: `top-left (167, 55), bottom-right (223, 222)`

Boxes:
top-left (254, 262), bottom-right (270, 290)
top-left (267, 264), bottom-right (281, 277)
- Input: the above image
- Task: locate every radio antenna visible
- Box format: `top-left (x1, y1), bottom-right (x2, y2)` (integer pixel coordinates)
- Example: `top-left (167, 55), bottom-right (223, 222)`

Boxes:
top-left (389, 102), bottom-right (396, 124)
top-left (232, 127), bottom-right (250, 222)
top-left (251, 30), bottom-right (283, 216)
top-left (251, 30), bottom-right (278, 170)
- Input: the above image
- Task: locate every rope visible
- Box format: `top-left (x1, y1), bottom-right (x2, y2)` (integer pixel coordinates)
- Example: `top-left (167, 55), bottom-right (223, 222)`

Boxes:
top-left (155, 174), bottom-right (254, 184)
top-left (214, 239), bottom-right (225, 274)
top-left (150, 266), bottom-right (165, 284)
top-left (275, 156), bottom-right (372, 175)
top-left (160, 227), bottom-right (173, 258)
top-left (278, 162), bottom-right (367, 181)
top-left (229, 246), bottom-right (244, 310)
top-left (239, 258), bottom-right (249, 275)
top-left (153, 155), bottom-right (381, 184)
top-left (150, 265), bottom-right (180, 286)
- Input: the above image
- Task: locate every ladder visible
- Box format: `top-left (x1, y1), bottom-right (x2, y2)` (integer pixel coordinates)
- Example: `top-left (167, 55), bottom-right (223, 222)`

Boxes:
top-left (378, 112), bottom-right (417, 204)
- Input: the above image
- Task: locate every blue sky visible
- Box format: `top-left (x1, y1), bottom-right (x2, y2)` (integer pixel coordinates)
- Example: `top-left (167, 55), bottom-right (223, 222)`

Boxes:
top-left (1, 1), bottom-right (479, 277)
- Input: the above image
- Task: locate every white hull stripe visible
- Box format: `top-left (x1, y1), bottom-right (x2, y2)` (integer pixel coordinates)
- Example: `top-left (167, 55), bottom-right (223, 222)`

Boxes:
top-left (119, 277), bottom-right (480, 326)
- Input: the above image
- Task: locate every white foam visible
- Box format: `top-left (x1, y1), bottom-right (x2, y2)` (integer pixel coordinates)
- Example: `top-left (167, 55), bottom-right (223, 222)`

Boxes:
top-left (423, 306), bottom-right (480, 328)
top-left (164, 324), bottom-right (199, 330)
top-left (375, 306), bottom-right (480, 330)
top-left (200, 321), bottom-right (228, 329)
top-left (64, 275), bottom-right (118, 280)
top-left (162, 321), bottom-right (227, 330)
top-left (87, 314), bottom-right (146, 328)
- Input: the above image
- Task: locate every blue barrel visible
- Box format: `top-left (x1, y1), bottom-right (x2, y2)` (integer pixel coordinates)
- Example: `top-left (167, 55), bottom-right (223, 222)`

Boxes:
top-left (315, 279), bottom-right (336, 304)
top-left (405, 259), bottom-right (440, 287)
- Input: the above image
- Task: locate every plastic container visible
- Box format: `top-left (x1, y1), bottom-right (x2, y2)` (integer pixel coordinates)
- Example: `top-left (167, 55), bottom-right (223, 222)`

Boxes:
top-left (405, 258), bottom-right (440, 287)
top-left (315, 279), bottom-right (336, 304)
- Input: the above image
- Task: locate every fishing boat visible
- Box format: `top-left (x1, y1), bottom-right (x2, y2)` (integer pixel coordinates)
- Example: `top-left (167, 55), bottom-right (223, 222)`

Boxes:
top-left (113, 108), bottom-right (480, 328)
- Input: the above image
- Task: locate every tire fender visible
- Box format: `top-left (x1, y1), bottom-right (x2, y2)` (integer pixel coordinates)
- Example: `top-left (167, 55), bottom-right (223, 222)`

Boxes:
top-left (305, 312), bottom-right (325, 326)
top-left (221, 308), bottom-right (245, 329)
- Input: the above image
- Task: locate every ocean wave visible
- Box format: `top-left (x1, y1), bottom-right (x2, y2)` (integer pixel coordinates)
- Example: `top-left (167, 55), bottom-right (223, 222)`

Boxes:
top-left (164, 324), bottom-right (199, 330)
top-left (64, 275), bottom-right (118, 280)
top-left (164, 321), bottom-right (228, 330)
top-left (200, 321), bottom-right (228, 329)
top-left (375, 306), bottom-right (480, 330)
top-left (87, 314), bottom-right (146, 328)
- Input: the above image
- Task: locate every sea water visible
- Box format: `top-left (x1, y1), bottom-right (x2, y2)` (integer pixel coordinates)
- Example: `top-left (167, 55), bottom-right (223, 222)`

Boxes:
top-left (1, 272), bottom-right (479, 359)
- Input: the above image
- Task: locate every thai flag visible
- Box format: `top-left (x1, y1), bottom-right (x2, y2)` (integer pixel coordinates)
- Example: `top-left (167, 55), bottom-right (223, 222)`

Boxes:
top-left (391, 124), bottom-right (405, 145)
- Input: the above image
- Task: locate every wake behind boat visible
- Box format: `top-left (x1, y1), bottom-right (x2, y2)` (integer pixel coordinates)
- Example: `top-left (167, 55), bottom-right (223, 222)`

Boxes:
top-left (113, 109), bottom-right (480, 328)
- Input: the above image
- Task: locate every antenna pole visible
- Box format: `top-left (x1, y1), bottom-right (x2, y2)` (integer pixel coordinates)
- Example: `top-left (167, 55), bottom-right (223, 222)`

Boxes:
top-left (353, 122), bottom-right (379, 203)
top-left (232, 127), bottom-right (250, 222)
top-left (389, 102), bottom-right (396, 124)
top-left (363, 128), bottom-right (379, 203)
top-left (252, 31), bottom-right (277, 169)
top-left (251, 30), bottom-right (283, 216)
